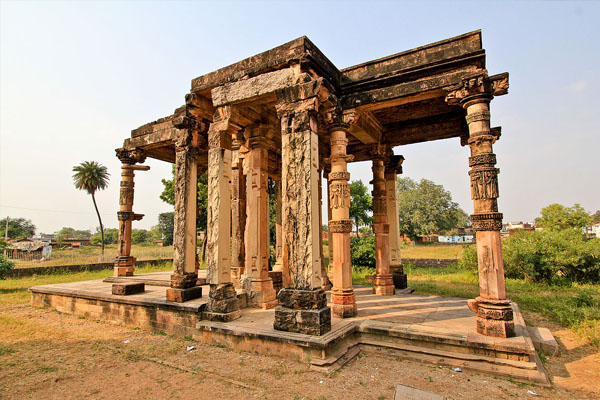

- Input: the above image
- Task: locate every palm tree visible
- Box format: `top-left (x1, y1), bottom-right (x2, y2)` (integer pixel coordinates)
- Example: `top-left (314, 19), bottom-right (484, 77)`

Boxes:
top-left (72, 161), bottom-right (110, 260)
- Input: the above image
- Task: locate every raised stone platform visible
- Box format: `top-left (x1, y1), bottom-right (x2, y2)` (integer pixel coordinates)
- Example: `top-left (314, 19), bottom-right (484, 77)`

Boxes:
top-left (29, 273), bottom-right (549, 384)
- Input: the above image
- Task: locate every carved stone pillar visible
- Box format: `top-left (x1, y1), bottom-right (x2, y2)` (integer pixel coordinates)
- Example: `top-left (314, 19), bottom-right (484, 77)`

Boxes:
top-left (204, 106), bottom-right (241, 321)
top-left (385, 155), bottom-right (407, 289)
top-left (272, 181), bottom-right (288, 284)
top-left (328, 119), bottom-right (357, 317)
top-left (319, 169), bottom-right (332, 291)
top-left (326, 171), bottom-right (334, 284)
top-left (273, 99), bottom-right (331, 335)
top-left (371, 145), bottom-right (395, 296)
top-left (242, 126), bottom-right (277, 309)
top-left (166, 123), bottom-right (203, 302)
top-left (231, 133), bottom-right (246, 286)
top-left (446, 73), bottom-right (514, 337)
top-left (114, 148), bottom-right (148, 277)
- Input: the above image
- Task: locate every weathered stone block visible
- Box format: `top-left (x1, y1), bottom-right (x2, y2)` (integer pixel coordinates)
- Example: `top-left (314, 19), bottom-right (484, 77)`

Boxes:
top-left (112, 282), bottom-right (145, 296)
top-left (273, 306), bottom-right (331, 335)
top-left (207, 297), bottom-right (240, 314)
top-left (476, 317), bottom-right (515, 338)
top-left (203, 309), bottom-right (242, 322)
top-left (277, 288), bottom-right (327, 310)
top-left (170, 272), bottom-right (198, 289)
top-left (392, 273), bottom-right (407, 289)
top-left (166, 286), bottom-right (202, 302)
top-left (332, 303), bottom-right (357, 318)
top-left (209, 283), bottom-right (237, 301)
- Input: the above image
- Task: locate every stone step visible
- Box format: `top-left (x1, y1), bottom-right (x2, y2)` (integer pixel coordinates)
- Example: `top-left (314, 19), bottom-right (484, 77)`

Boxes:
top-left (527, 326), bottom-right (559, 356)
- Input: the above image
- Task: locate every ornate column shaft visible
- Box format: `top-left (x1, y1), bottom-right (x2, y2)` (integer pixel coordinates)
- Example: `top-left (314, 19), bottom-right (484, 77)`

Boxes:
top-left (273, 94), bottom-right (331, 335)
top-left (385, 155), bottom-right (407, 289)
top-left (204, 106), bottom-right (241, 321)
top-left (114, 148), bottom-right (148, 277)
top-left (326, 171), bottom-right (334, 284)
top-left (328, 118), bottom-right (357, 317)
top-left (371, 145), bottom-right (395, 296)
top-left (231, 133), bottom-right (246, 286)
top-left (242, 127), bottom-right (277, 308)
top-left (166, 118), bottom-right (203, 302)
top-left (446, 73), bottom-right (514, 337)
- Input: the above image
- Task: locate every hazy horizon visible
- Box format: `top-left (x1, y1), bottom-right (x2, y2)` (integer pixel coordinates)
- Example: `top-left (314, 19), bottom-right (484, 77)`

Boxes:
top-left (1, 1), bottom-right (598, 235)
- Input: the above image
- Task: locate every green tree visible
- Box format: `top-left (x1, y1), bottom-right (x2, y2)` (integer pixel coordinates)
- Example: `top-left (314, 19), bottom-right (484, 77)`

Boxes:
top-left (349, 180), bottom-right (373, 236)
top-left (160, 167), bottom-right (208, 257)
top-left (132, 229), bottom-right (151, 245)
top-left (537, 203), bottom-right (592, 231)
top-left (72, 161), bottom-right (110, 259)
top-left (396, 177), bottom-right (468, 240)
top-left (91, 227), bottom-right (118, 245)
top-left (590, 210), bottom-right (600, 224)
top-left (0, 240), bottom-right (15, 280)
top-left (0, 217), bottom-right (36, 239)
top-left (157, 212), bottom-right (174, 246)
top-left (55, 227), bottom-right (92, 243)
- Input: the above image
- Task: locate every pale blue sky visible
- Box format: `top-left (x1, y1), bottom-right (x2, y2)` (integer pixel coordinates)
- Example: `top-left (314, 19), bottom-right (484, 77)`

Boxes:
top-left (1, 1), bottom-right (598, 234)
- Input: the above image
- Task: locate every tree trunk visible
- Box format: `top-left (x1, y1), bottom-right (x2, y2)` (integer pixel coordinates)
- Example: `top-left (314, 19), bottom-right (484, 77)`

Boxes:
top-left (201, 231), bottom-right (207, 263)
top-left (91, 192), bottom-right (105, 261)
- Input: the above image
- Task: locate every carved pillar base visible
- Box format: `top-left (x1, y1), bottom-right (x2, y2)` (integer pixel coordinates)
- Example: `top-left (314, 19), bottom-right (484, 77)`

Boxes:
top-left (242, 277), bottom-right (278, 309)
top-left (331, 288), bottom-right (357, 318)
top-left (389, 265), bottom-right (407, 289)
top-left (166, 272), bottom-right (202, 302)
top-left (114, 256), bottom-right (135, 277)
top-left (373, 274), bottom-right (395, 296)
top-left (468, 297), bottom-right (515, 338)
top-left (274, 288), bottom-right (331, 335)
top-left (204, 283), bottom-right (242, 322)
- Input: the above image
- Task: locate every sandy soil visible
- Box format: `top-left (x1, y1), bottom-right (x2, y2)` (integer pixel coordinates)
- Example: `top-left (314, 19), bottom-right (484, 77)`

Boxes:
top-left (0, 305), bottom-right (598, 400)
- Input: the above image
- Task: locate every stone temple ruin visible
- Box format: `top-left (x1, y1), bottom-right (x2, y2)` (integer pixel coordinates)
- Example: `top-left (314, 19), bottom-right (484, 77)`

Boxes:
top-left (31, 31), bottom-right (548, 382)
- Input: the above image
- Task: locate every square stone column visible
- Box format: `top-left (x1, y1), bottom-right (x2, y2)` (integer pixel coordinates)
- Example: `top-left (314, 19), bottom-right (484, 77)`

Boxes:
top-left (385, 155), bottom-right (407, 289)
top-left (241, 128), bottom-right (277, 309)
top-left (166, 128), bottom-right (202, 302)
top-left (445, 73), bottom-right (514, 337)
top-left (204, 106), bottom-right (241, 321)
top-left (114, 148), bottom-right (148, 277)
top-left (371, 145), bottom-right (395, 296)
top-left (273, 103), bottom-right (331, 335)
top-left (319, 169), bottom-right (332, 291)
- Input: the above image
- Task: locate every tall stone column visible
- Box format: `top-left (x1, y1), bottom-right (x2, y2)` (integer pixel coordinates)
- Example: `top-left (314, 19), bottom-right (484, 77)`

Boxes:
top-left (272, 181), bottom-right (289, 285)
top-left (446, 73), bottom-right (514, 337)
top-left (166, 127), bottom-right (203, 302)
top-left (242, 126), bottom-right (277, 308)
top-left (385, 155), bottom-right (407, 289)
top-left (371, 145), bottom-right (395, 296)
top-left (328, 122), bottom-right (357, 317)
top-left (231, 133), bottom-right (246, 286)
top-left (204, 106), bottom-right (241, 321)
top-left (319, 169), bottom-right (332, 291)
top-left (326, 171), bottom-right (334, 284)
top-left (114, 148), bottom-right (148, 277)
top-left (273, 101), bottom-right (331, 335)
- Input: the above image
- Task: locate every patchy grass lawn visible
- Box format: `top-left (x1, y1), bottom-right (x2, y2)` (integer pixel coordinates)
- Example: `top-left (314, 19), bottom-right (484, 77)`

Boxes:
top-left (0, 262), bottom-right (173, 305)
top-left (400, 244), bottom-right (467, 259)
top-left (13, 244), bottom-right (174, 268)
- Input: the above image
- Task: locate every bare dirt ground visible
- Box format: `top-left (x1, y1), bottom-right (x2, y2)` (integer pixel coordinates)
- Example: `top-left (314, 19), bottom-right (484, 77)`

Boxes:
top-left (0, 304), bottom-right (598, 400)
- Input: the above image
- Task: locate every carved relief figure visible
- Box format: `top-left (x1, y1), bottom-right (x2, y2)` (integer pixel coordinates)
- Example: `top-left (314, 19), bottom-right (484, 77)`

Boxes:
top-left (329, 183), bottom-right (350, 209)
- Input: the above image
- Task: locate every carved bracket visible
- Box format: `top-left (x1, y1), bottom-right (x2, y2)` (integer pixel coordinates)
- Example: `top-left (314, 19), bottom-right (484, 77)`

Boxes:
top-left (116, 148), bottom-right (146, 164)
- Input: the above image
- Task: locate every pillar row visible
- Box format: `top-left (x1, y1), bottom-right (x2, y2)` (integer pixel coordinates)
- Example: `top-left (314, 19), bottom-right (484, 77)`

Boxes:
top-left (385, 155), bottom-right (407, 289)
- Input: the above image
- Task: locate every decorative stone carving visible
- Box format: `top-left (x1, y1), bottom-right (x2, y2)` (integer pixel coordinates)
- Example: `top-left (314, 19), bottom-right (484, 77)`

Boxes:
top-left (329, 219), bottom-right (353, 233)
top-left (328, 171), bottom-right (350, 181)
top-left (469, 153), bottom-right (496, 167)
top-left (329, 182), bottom-right (350, 209)
top-left (469, 168), bottom-right (499, 200)
top-left (471, 212), bottom-right (504, 231)
top-left (115, 148), bottom-right (146, 165)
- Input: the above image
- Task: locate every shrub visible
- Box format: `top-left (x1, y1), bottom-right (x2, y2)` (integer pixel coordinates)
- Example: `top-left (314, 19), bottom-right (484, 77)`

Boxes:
top-left (458, 244), bottom-right (478, 273)
top-left (504, 230), bottom-right (600, 284)
top-left (0, 254), bottom-right (14, 280)
top-left (350, 235), bottom-right (376, 269)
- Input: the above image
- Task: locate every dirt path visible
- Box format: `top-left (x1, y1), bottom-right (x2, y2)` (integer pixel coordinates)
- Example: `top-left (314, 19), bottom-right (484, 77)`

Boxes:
top-left (0, 305), bottom-right (597, 400)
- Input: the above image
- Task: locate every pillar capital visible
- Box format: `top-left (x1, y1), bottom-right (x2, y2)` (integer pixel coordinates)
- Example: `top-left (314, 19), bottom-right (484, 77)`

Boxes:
top-left (325, 107), bottom-right (359, 133)
top-left (115, 148), bottom-right (146, 165)
top-left (369, 144), bottom-right (393, 160)
top-left (444, 72), bottom-right (509, 107)
top-left (385, 154), bottom-right (405, 175)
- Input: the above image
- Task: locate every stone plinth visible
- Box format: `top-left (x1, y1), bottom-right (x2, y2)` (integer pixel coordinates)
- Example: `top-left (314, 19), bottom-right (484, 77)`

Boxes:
top-left (203, 283), bottom-right (242, 322)
top-left (274, 288), bottom-right (331, 335)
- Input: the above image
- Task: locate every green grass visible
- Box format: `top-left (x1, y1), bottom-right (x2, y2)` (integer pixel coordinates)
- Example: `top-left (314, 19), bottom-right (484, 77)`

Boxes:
top-left (400, 243), bottom-right (467, 259)
top-left (0, 262), bottom-right (173, 305)
top-left (13, 244), bottom-right (173, 268)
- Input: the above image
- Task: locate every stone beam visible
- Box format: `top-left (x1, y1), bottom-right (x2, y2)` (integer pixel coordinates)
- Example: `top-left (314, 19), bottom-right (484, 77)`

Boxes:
top-left (211, 67), bottom-right (301, 107)
top-left (348, 110), bottom-right (381, 144)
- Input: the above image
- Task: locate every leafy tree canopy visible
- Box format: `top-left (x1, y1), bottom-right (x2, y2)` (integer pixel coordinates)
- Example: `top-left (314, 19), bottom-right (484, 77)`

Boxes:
top-left (160, 166), bottom-right (208, 231)
top-left (591, 210), bottom-right (600, 224)
top-left (55, 227), bottom-right (92, 241)
top-left (157, 212), bottom-right (174, 246)
top-left (91, 227), bottom-right (118, 245)
top-left (0, 217), bottom-right (36, 239)
top-left (397, 177), bottom-right (468, 240)
top-left (349, 180), bottom-right (373, 236)
top-left (537, 203), bottom-right (592, 231)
